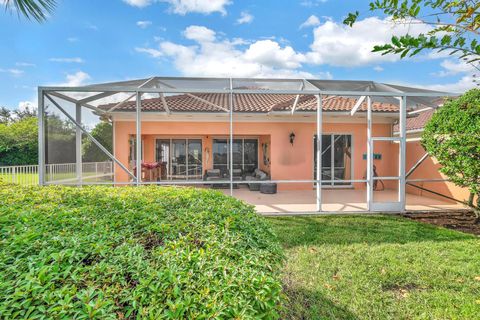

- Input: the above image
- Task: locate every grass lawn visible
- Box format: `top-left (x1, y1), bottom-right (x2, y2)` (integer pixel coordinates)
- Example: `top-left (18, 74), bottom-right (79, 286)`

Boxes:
top-left (0, 172), bottom-right (109, 185)
top-left (269, 215), bottom-right (480, 320)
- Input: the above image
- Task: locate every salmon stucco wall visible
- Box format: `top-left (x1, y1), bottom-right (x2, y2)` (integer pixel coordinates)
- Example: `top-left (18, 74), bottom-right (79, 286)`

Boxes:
top-left (405, 141), bottom-right (472, 204)
top-left (113, 120), bottom-right (398, 191)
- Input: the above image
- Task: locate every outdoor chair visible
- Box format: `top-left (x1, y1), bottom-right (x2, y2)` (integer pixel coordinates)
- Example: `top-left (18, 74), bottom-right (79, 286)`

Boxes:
top-left (204, 169), bottom-right (224, 188)
top-left (246, 169), bottom-right (269, 191)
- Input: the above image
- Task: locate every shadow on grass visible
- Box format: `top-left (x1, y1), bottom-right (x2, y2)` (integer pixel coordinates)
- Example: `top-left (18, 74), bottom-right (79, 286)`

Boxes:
top-left (268, 215), bottom-right (474, 248)
top-left (282, 277), bottom-right (358, 320)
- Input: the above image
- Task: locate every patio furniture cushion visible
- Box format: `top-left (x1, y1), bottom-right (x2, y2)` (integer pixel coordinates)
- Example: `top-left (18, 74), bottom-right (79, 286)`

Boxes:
top-left (257, 171), bottom-right (268, 180)
top-left (205, 169), bottom-right (221, 177)
top-left (260, 183), bottom-right (277, 194)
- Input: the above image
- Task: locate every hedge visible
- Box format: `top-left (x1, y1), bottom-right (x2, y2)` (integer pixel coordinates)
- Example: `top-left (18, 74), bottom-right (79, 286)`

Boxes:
top-left (0, 184), bottom-right (283, 319)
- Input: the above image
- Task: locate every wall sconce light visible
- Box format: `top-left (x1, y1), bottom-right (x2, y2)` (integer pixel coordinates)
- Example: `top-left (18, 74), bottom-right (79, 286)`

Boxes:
top-left (289, 132), bottom-right (296, 145)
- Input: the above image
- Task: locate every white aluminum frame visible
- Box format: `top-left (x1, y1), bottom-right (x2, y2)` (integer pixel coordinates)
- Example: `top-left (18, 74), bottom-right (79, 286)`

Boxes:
top-left (38, 76), bottom-right (455, 213)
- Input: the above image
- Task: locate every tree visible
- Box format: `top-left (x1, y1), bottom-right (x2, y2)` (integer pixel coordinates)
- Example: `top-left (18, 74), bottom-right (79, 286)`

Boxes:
top-left (13, 105), bottom-right (37, 120)
top-left (421, 88), bottom-right (480, 220)
top-left (0, 107), bottom-right (12, 124)
top-left (344, 0), bottom-right (480, 69)
top-left (0, 116), bottom-right (38, 165)
top-left (3, 0), bottom-right (56, 22)
top-left (82, 122), bottom-right (113, 162)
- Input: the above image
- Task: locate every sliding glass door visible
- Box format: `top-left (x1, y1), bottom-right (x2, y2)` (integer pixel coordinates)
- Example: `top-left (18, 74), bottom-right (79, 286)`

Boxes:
top-left (172, 139), bottom-right (187, 179)
top-left (187, 139), bottom-right (202, 178)
top-left (155, 139), bottom-right (202, 180)
top-left (314, 134), bottom-right (352, 186)
top-left (213, 138), bottom-right (258, 175)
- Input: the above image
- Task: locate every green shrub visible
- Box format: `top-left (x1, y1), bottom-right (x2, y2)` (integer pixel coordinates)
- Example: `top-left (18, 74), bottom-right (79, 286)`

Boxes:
top-left (0, 184), bottom-right (283, 319)
top-left (422, 88), bottom-right (480, 217)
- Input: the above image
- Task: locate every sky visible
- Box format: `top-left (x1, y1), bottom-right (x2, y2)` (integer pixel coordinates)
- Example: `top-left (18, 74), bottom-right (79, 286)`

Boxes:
top-left (0, 0), bottom-right (477, 110)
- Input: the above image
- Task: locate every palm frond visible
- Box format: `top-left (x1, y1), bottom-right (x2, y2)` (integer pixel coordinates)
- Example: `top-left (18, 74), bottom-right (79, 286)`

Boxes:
top-left (4, 0), bottom-right (56, 22)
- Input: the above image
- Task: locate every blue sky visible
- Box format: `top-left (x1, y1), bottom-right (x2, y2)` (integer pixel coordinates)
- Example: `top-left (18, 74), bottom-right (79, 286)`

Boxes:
top-left (0, 0), bottom-right (476, 110)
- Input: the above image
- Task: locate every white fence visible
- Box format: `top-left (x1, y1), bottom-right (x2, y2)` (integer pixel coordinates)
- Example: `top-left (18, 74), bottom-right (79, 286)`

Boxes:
top-left (0, 161), bottom-right (114, 186)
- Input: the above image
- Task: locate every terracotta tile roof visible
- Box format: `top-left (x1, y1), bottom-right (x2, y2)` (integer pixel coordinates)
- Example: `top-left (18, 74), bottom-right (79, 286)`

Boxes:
top-left (393, 108), bottom-right (435, 132)
top-left (99, 93), bottom-right (401, 113)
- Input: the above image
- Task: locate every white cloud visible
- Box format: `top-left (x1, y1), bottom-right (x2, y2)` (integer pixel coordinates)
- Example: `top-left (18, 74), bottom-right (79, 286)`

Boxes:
top-left (306, 17), bottom-right (432, 67)
top-left (183, 25), bottom-right (216, 42)
top-left (86, 23), bottom-right (98, 31)
top-left (419, 75), bottom-right (477, 93)
top-left (300, 0), bottom-right (328, 7)
top-left (433, 59), bottom-right (478, 77)
top-left (124, 0), bottom-right (231, 15)
top-left (0, 68), bottom-right (24, 76)
top-left (299, 15), bottom-right (320, 29)
top-left (49, 57), bottom-right (84, 63)
top-left (15, 62), bottom-right (35, 67)
top-left (67, 37), bottom-right (79, 42)
top-left (134, 17), bottom-right (437, 78)
top-left (136, 25), bottom-right (330, 78)
top-left (135, 47), bottom-right (163, 57)
top-left (137, 20), bottom-right (152, 28)
top-left (60, 71), bottom-right (91, 86)
top-left (244, 40), bottom-right (306, 69)
top-left (373, 65), bottom-right (384, 72)
top-left (237, 11), bottom-right (253, 25)
top-left (162, 0), bottom-right (232, 15)
top-left (418, 59), bottom-right (479, 93)
top-left (18, 100), bottom-right (37, 112)
top-left (123, 0), bottom-right (152, 7)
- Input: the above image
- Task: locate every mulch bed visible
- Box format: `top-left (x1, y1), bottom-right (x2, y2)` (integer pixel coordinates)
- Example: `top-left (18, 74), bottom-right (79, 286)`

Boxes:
top-left (402, 210), bottom-right (480, 236)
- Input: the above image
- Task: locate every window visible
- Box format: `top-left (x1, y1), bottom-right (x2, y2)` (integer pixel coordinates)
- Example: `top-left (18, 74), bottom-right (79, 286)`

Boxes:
top-left (128, 136), bottom-right (144, 169)
top-left (155, 139), bottom-right (202, 180)
top-left (314, 134), bottom-right (352, 186)
top-left (213, 138), bottom-right (258, 175)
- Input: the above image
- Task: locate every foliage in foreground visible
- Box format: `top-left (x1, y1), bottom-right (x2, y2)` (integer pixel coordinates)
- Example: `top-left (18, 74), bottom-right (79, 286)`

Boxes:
top-left (270, 215), bottom-right (480, 320)
top-left (422, 88), bottom-right (480, 216)
top-left (0, 184), bottom-right (283, 319)
top-left (3, 0), bottom-right (56, 22)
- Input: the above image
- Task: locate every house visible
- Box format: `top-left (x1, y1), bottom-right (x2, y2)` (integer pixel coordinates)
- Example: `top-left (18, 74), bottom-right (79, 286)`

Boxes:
top-left (38, 77), bottom-right (469, 213)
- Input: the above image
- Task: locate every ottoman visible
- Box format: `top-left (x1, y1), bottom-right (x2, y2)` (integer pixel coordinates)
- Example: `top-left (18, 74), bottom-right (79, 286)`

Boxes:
top-left (260, 183), bottom-right (277, 194)
top-left (248, 182), bottom-right (261, 191)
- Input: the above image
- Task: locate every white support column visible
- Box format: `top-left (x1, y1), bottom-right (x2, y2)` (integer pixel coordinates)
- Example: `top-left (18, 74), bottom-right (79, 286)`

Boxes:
top-left (316, 94), bottom-right (322, 212)
top-left (366, 96), bottom-right (372, 210)
top-left (136, 92), bottom-right (142, 185)
top-left (399, 95), bottom-right (407, 210)
top-left (75, 103), bottom-right (82, 185)
top-left (38, 89), bottom-right (45, 185)
top-left (229, 78), bottom-right (233, 196)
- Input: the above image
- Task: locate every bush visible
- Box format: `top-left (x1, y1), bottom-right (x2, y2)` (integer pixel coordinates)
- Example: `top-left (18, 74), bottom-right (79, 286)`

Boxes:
top-left (0, 184), bottom-right (283, 319)
top-left (422, 88), bottom-right (480, 217)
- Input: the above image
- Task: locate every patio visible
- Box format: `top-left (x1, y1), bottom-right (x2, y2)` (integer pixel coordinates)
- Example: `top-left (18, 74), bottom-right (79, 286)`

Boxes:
top-left (226, 188), bottom-right (467, 214)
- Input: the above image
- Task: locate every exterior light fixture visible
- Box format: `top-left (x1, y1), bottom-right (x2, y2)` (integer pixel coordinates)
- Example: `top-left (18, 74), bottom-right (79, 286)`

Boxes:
top-left (289, 132), bottom-right (295, 145)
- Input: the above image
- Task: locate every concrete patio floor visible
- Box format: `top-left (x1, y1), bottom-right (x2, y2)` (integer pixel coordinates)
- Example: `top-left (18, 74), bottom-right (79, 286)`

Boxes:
top-left (223, 187), bottom-right (467, 214)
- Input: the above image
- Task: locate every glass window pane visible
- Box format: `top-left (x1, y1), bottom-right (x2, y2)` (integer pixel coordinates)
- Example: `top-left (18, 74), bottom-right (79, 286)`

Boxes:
top-left (244, 139), bottom-right (258, 174)
top-left (321, 135), bottom-right (332, 184)
top-left (155, 139), bottom-right (170, 180)
top-left (188, 139), bottom-right (202, 179)
top-left (314, 134), bottom-right (352, 186)
top-left (333, 135), bottom-right (352, 185)
top-left (172, 140), bottom-right (186, 178)
top-left (213, 139), bottom-right (228, 175)
top-left (232, 139), bottom-right (243, 168)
